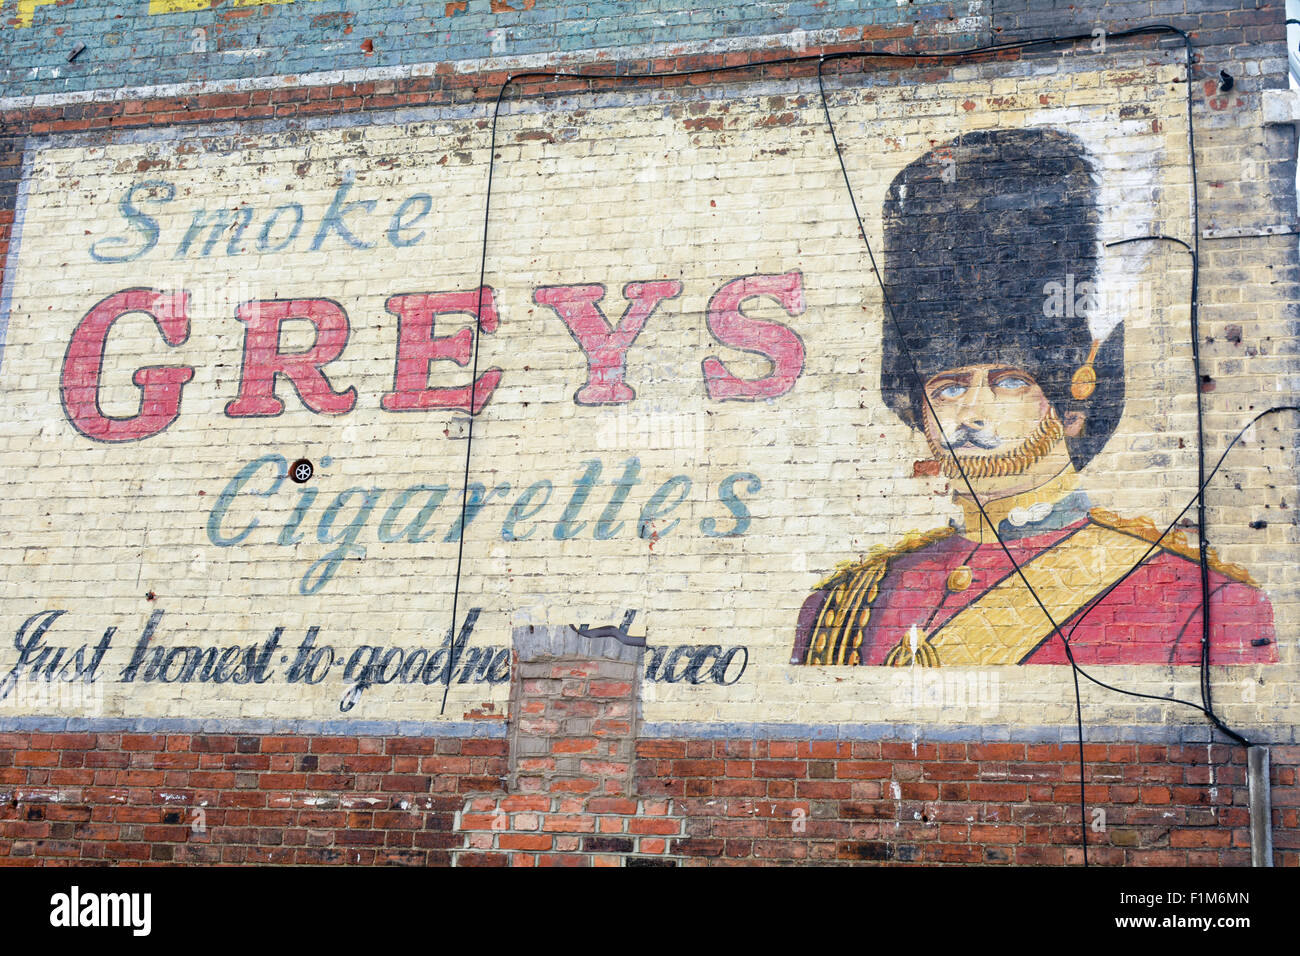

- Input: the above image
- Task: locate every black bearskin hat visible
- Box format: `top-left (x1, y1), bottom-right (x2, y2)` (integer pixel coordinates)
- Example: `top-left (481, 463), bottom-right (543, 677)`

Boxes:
top-left (879, 127), bottom-right (1124, 471)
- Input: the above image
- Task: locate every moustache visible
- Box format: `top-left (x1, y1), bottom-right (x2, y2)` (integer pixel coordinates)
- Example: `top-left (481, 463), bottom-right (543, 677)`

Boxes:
top-left (945, 424), bottom-right (1003, 451)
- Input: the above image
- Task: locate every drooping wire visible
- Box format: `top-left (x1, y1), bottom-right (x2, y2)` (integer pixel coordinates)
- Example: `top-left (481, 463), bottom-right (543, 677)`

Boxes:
top-left (814, 50), bottom-right (1094, 864)
top-left (440, 78), bottom-right (513, 718)
top-left (1086, 234), bottom-right (1248, 748)
top-left (1058, 400), bottom-right (1299, 726)
top-left (812, 25), bottom-right (1238, 865)
top-left (444, 24), bottom-right (1285, 863)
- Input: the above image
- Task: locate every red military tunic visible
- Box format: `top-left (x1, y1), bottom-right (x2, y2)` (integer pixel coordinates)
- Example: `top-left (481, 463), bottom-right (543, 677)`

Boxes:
top-left (792, 509), bottom-right (1276, 667)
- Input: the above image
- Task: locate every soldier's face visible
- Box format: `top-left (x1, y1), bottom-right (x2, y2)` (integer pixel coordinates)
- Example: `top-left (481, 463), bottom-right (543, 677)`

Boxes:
top-left (918, 363), bottom-right (1082, 496)
top-left (922, 364), bottom-right (1050, 452)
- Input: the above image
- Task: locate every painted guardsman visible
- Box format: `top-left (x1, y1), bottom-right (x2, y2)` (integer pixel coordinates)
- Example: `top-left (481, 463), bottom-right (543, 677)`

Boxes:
top-left (792, 127), bottom-right (1276, 667)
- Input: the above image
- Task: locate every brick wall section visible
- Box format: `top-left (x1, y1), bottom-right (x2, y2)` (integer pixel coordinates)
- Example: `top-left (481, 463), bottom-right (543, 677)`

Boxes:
top-left (3, 639), bottom-right (1297, 867)
top-left (453, 794), bottom-right (683, 866)
top-left (639, 740), bottom-right (1300, 866)
top-left (507, 656), bottom-right (639, 796)
top-left (1, 2), bottom-right (1297, 868)
top-left (0, 732), bottom-right (507, 865)
top-left (1, 0), bottom-right (986, 100)
top-left (1, 731), bottom-right (1294, 865)
top-left (449, 628), bottom-right (684, 866)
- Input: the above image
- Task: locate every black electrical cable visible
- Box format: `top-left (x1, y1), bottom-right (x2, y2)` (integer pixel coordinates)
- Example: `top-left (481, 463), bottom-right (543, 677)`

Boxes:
top-left (443, 23), bottom-right (1285, 864)
top-left (1059, 399), bottom-right (1300, 728)
top-left (438, 79), bottom-right (512, 718)
top-left (1089, 234), bottom-right (1249, 749)
top-left (823, 30), bottom-right (1293, 852)
top-left (815, 49), bottom-right (1101, 863)
top-left (813, 25), bottom-right (1245, 865)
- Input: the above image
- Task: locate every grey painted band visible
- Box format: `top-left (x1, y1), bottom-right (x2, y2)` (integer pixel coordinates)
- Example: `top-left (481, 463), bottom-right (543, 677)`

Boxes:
top-left (0, 716), bottom-right (1287, 744)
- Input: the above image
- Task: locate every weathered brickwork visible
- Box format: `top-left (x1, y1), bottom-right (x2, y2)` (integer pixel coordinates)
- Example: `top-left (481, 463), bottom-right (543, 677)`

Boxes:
top-left (1, 729), bottom-right (1295, 865)
top-left (2, 0), bottom-right (987, 101)
top-left (1, 1), bottom-right (1297, 865)
top-left (642, 739), bottom-right (1300, 866)
top-left (4, 55), bottom-right (1289, 727)
top-left (0, 730), bottom-right (508, 864)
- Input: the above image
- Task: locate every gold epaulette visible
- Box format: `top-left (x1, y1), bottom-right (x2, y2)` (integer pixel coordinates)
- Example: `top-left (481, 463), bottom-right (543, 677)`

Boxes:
top-left (805, 526), bottom-right (955, 665)
top-left (814, 526), bottom-right (956, 591)
top-left (1088, 508), bottom-right (1258, 587)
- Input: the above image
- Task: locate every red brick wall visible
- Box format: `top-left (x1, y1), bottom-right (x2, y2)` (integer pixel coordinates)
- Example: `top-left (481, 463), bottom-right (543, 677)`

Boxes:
top-left (0, 731), bottom-right (506, 865)
top-left (2, 7), bottom-right (1296, 870)
top-left (1, 731), bottom-right (1294, 866)
top-left (637, 739), bottom-right (1300, 866)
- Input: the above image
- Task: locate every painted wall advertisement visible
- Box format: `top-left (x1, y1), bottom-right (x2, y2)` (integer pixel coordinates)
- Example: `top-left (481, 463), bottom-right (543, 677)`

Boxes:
top-left (0, 61), bottom-right (1292, 730)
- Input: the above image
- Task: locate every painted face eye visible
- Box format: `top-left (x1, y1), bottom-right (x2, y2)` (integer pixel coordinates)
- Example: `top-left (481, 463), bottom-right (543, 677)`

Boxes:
top-left (993, 375), bottom-right (1030, 392)
top-left (934, 383), bottom-right (967, 400)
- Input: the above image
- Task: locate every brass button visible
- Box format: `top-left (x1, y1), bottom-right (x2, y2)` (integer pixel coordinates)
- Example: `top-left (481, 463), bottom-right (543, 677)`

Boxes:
top-left (946, 565), bottom-right (973, 592)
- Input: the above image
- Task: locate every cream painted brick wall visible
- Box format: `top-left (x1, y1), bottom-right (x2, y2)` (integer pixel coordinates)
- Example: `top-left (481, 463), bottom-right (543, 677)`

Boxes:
top-left (1, 58), bottom-right (1295, 731)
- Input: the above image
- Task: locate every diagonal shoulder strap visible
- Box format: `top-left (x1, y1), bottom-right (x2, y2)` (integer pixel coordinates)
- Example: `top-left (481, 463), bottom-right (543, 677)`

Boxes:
top-left (913, 522), bottom-right (1154, 666)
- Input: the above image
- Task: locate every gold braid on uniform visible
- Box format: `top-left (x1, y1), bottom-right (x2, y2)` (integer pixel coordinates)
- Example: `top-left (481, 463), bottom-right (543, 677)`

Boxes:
top-left (925, 408), bottom-right (1065, 480)
top-left (882, 628), bottom-right (941, 667)
top-left (804, 527), bottom-right (955, 666)
top-left (1088, 508), bottom-right (1258, 586)
top-left (878, 632), bottom-right (941, 671)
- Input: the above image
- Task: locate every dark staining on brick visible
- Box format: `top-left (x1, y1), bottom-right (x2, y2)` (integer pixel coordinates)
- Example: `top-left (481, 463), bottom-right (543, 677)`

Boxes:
top-left (309, 11), bottom-right (356, 32)
top-left (841, 802), bottom-right (894, 820)
top-left (675, 837), bottom-right (724, 857)
top-left (838, 841), bottom-right (895, 861)
top-left (581, 836), bottom-right (633, 854)
top-left (683, 117), bottom-right (723, 132)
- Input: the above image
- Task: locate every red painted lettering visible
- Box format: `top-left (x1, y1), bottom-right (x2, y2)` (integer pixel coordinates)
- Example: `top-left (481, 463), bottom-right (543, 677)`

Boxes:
top-left (379, 288), bottom-right (502, 415)
top-left (225, 299), bottom-right (357, 417)
top-left (702, 272), bottom-right (806, 401)
top-left (533, 280), bottom-right (683, 405)
top-left (60, 288), bottom-right (194, 442)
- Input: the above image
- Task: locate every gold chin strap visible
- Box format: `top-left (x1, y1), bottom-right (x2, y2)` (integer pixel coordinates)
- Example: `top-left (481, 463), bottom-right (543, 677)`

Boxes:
top-left (1071, 339), bottom-right (1101, 400)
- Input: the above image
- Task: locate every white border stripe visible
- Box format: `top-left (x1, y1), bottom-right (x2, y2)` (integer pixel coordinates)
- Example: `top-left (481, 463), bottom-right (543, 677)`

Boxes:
top-left (0, 147), bottom-right (35, 377)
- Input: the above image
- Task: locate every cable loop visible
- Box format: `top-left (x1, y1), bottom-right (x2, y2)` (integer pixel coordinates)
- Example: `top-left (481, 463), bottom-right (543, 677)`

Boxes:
top-left (447, 23), bottom-right (1290, 866)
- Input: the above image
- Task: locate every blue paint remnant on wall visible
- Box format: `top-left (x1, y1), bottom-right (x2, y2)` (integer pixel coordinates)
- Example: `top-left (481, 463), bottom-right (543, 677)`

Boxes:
top-left (0, 0), bottom-right (981, 101)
